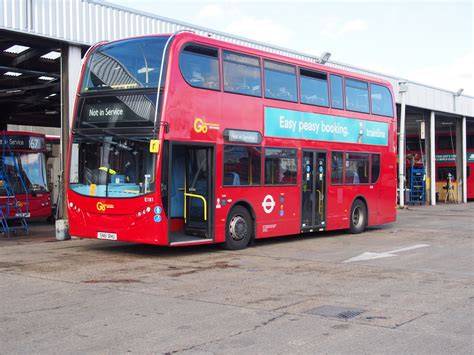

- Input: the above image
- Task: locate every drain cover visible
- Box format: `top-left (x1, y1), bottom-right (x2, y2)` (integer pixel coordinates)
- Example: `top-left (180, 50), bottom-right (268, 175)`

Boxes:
top-left (304, 305), bottom-right (366, 320)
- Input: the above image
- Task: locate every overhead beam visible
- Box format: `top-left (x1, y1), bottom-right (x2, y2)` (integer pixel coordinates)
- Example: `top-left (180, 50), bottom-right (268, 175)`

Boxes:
top-left (0, 81), bottom-right (59, 95)
top-left (11, 48), bottom-right (43, 66)
top-left (5, 115), bottom-right (60, 127)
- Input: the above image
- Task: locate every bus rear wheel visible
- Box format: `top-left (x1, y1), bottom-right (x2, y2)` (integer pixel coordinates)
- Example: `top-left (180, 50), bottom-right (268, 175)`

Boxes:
top-left (223, 206), bottom-right (252, 250)
top-left (349, 199), bottom-right (367, 234)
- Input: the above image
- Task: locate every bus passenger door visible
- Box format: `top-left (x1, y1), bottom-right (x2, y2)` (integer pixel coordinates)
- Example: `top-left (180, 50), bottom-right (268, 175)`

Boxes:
top-left (168, 144), bottom-right (213, 244)
top-left (184, 146), bottom-right (213, 238)
top-left (301, 150), bottom-right (326, 230)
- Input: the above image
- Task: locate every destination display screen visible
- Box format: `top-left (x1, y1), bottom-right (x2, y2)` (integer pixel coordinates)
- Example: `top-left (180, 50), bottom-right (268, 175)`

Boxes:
top-left (0, 135), bottom-right (45, 151)
top-left (77, 94), bottom-right (156, 128)
top-left (224, 129), bottom-right (262, 144)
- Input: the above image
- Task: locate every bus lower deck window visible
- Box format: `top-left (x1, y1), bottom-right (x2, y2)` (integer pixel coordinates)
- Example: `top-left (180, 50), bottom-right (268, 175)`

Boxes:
top-left (223, 145), bottom-right (261, 186)
top-left (264, 148), bottom-right (297, 185)
top-left (345, 152), bottom-right (369, 184)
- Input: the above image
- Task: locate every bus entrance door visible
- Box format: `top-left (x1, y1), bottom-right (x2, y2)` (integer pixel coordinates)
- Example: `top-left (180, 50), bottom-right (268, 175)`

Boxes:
top-left (301, 151), bottom-right (326, 230)
top-left (169, 144), bottom-right (213, 244)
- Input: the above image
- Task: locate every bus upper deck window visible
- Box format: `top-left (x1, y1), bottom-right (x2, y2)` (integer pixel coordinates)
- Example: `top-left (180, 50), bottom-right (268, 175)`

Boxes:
top-left (264, 60), bottom-right (297, 103)
top-left (345, 78), bottom-right (369, 113)
top-left (223, 51), bottom-right (262, 97)
top-left (180, 44), bottom-right (220, 90)
top-left (330, 75), bottom-right (344, 109)
top-left (300, 68), bottom-right (329, 107)
top-left (371, 84), bottom-right (393, 117)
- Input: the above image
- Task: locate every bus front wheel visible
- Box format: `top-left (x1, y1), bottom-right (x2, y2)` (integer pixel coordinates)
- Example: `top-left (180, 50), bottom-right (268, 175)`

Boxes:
top-left (349, 199), bottom-right (367, 234)
top-left (223, 206), bottom-right (252, 250)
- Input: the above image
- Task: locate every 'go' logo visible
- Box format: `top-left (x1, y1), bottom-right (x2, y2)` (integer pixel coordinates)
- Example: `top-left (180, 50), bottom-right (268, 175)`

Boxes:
top-left (96, 201), bottom-right (114, 212)
top-left (194, 118), bottom-right (219, 134)
top-left (194, 118), bottom-right (208, 133)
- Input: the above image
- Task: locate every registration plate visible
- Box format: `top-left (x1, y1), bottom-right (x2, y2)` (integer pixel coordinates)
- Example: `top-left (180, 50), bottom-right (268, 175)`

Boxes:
top-left (97, 232), bottom-right (117, 240)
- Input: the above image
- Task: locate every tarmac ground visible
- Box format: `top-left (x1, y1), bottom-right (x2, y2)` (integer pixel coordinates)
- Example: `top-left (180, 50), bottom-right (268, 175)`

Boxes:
top-left (0, 203), bottom-right (473, 353)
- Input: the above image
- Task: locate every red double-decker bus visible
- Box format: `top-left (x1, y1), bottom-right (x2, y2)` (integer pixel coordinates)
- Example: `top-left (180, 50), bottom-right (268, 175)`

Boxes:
top-left (67, 32), bottom-right (397, 249)
top-left (0, 131), bottom-right (52, 219)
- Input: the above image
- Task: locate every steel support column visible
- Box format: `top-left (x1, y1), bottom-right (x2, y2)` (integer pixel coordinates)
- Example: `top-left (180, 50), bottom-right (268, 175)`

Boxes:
top-left (457, 116), bottom-right (467, 203)
top-left (429, 111), bottom-right (436, 205)
top-left (398, 83), bottom-right (407, 207)
top-left (59, 44), bottom-right (82, 220)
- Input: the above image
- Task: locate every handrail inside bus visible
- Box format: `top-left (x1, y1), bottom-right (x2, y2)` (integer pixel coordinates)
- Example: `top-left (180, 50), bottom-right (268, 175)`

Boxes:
top-left (185, 193), bottom-right (208, 221)
top-left (316, 190), bottom-right (322, 214)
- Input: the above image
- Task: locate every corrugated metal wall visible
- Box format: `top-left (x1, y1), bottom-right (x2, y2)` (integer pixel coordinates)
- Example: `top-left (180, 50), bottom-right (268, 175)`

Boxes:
top-left (1, 0), bottom-right (472, 117)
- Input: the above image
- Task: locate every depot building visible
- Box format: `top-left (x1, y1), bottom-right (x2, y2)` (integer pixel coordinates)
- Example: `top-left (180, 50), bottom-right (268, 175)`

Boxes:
top-left (0, 0), bottom-right (472, 222)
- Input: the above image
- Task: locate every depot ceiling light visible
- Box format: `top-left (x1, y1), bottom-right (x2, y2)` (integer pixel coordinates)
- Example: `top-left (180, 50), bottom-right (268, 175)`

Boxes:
top-left (3, 44), bottom-right (30, 55)
top-left (38, 76), bottom-right (56, 81)
top-left (3, 71), bottom-right (23, 77)
top-left (455, 88), bottom-right (464, 96)
top-left (41, 51), bottom-right (61, 60)
top-left (44, 93), bottom-right (58, 99)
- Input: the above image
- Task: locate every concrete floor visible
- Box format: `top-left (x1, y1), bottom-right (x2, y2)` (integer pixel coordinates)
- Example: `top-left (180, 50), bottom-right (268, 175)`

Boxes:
top-left (0, 203), bottom-right (473, 354)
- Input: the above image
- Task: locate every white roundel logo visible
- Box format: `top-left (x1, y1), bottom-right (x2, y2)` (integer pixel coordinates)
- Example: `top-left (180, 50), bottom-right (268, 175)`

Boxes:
top-left (262, 194), bottom-right (275, 214)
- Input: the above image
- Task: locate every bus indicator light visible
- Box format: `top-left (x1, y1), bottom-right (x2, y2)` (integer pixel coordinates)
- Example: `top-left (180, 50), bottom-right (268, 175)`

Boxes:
top-left (149, 139), bottom-right (160, 153)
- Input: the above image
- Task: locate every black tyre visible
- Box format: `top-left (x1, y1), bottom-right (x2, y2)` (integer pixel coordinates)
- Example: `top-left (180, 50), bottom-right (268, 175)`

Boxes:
top-left (223, 206), bottom-right (252, 250)
top-left (349, 199), bottom-right (367, 234)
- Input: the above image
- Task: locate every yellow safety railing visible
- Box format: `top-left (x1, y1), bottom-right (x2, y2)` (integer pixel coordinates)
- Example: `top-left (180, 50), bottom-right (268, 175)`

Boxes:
top-left (179, 174), bottom-right (207, 223)
top-left (316, 190), bottom-right (323, 214)
top-left (184, 192), bottom-right (207, 222)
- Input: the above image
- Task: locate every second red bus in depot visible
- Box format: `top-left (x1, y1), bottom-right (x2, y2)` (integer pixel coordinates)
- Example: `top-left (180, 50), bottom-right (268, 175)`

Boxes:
top-left (67, 32), bottom-right (397, 249)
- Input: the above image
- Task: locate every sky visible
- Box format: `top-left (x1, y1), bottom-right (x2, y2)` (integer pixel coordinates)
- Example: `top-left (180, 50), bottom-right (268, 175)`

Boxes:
top-left (104, 0), bottom-right (473, 95)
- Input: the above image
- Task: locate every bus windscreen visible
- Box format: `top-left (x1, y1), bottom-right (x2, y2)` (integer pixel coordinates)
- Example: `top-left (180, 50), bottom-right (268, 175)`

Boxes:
top-left (69, 135), bottom-right (156, 198)
top-left (0, 153), bottom-right (48, 194)
top-left (81, 36), bottom-right (170, 92)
